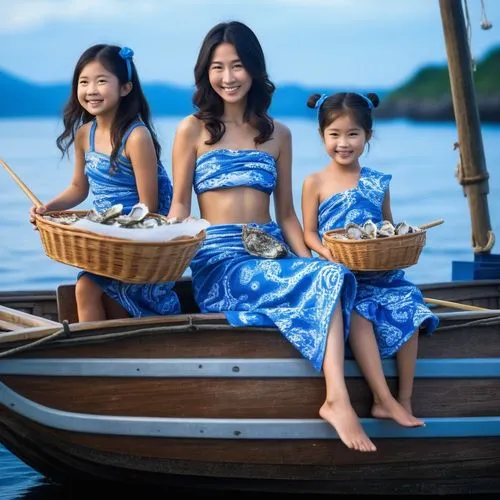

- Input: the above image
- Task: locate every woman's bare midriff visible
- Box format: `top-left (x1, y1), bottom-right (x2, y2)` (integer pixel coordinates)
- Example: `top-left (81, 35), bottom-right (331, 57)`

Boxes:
top-left (198, 187), bottom-right (272, 225)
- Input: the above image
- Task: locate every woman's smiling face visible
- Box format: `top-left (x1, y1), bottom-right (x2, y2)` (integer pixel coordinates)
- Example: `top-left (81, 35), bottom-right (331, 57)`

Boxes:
top-left (208, 42), bottom-right (253, 105)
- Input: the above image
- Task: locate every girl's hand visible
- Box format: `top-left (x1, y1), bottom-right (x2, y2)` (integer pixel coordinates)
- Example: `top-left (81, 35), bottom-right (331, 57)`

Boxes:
top-left (318, 245), bottom-right (334, 261)
top-left (29, 205), bottom-right (47, 227)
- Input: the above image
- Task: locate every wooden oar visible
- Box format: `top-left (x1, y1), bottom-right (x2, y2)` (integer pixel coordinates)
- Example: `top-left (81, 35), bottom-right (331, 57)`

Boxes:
top-left (0, 304), bottom-right (60, 329)
top-left (424, 297), bottom-right (489, 312)
top-left (0, 157), bottom-right (43, 208)
top-left (0, 325), bottom-right (63, 346)
top-left (419, 219), bottom-right (445, 230)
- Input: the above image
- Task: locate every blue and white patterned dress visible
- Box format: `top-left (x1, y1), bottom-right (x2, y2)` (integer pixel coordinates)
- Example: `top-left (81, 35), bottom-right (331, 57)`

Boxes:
top-left (317, 166), bottom-right (439, 357)
top-left (78, 119), bottom-right (181, 317)
top-left (190, 149), bottom-right (357, 371)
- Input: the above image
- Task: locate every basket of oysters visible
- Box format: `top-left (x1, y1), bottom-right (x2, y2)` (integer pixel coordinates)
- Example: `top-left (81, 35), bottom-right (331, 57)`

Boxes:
top-left (322, 219), bottom-right (444, 271)
top-left (35, 203), bottom-right (208, 283)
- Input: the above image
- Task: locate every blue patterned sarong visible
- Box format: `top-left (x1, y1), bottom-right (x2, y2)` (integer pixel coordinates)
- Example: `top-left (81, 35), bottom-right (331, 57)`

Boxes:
top-left (190, 221), bottom-right (356, 371)
top-left (318, 167), bottom-right (439, 357)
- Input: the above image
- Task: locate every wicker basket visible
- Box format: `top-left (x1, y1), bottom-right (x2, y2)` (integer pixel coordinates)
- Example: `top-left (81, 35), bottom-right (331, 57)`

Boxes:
top-left (35, 210), bottom-right (205, 283)
top-left (322, 228), bottom-right (427, 272)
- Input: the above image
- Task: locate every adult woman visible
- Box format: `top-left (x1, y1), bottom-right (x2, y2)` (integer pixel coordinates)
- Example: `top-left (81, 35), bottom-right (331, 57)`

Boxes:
top-left (167, 21), bottom-right (375, 452)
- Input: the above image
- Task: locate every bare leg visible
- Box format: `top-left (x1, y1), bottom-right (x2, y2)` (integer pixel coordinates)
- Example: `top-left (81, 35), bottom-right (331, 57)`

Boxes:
top-left (349, 313), bottom-right (424, 427)
top-left (319, 303), bottom-right (377, 452)
top-left (75, 275), bottom-right (106, 322)
top-left (103, 294), bottom-right (130, 320)
top-left (396, 329), bottom-right (419, 414)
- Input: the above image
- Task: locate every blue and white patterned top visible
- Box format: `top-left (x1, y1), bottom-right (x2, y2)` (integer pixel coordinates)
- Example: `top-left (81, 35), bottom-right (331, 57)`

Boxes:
top-left (194, 149), bottom-right (277, 195)
top-left (85, 120), bottom-right (173, 214)
top-left (318, 167), bottom-right (392, 238)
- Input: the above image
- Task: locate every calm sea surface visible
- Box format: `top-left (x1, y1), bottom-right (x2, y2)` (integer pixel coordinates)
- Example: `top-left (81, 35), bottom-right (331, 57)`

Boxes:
top-left (0, 117), bottom-right (499, 498)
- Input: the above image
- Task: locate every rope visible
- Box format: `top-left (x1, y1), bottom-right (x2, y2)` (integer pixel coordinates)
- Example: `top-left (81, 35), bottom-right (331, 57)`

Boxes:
top-left (436, 314), bottom-right (500, 331)
top-left (455, 160), bottom-right (490, 186)
top-left (1, 314), bottom-right (499, 357)
top-left (0, 319), bottom-right (241, 357)
top-left (463, 0), bottom-right (476, 70)
top-left (480, 0), bottom-right (493, 30)
top-left (0, 327), bottom-right (66, 358)
top-left (472, 229), bottom-right (496, 253)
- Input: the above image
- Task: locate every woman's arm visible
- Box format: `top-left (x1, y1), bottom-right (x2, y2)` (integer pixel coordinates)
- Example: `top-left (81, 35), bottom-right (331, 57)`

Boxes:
top-left (301, 175), bottom-right (332, 260)
top-left (167, 116), bottom-right (200, 221)
top-left (273, 122), bottom-right (311, 258)
top-left (126, 126), bottom-right (160, 212)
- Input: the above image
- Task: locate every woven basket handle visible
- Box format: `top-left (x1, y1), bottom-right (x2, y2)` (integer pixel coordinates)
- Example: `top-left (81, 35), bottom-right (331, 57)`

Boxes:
top-left (419, 219), bottom-right (444, 230)
top-left (0, 158), bottom-right (43, 208)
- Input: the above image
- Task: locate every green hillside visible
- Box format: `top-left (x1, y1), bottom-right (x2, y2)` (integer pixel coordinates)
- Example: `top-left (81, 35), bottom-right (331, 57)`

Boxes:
top-left (374, 45), bottom-right (500, 122)
top-left (387, 46), bottom-right (500, 100)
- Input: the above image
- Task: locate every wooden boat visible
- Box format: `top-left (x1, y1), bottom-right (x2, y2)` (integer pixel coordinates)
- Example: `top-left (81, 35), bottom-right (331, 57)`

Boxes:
top-left (0, 278), bottom-right (499, 495)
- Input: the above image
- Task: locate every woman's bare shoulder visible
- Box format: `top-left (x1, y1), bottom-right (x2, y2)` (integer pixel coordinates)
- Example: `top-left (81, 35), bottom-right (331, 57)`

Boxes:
top-left (176, 114), bottom-right (203, 138)
top-left (272, 119), bottom-right (292, 140)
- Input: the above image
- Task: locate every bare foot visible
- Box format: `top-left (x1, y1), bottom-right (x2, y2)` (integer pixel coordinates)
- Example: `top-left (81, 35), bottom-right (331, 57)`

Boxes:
top-left (320, 400), bottom-right (377, 452)
top-left (371, 396), bottom-right (424, 427)
top-left (398, 396), bottom-right (413, 415)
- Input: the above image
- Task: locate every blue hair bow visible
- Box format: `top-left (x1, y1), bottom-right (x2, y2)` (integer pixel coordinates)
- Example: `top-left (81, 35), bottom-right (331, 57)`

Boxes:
top-left (314, 93), bottom-right (329, 118)
top-left (119, 47), bottom-right (134, 81)
top-left (315, 94), bottom-right (329, 110)
top-left (355, 92), bottom-right (374, 110)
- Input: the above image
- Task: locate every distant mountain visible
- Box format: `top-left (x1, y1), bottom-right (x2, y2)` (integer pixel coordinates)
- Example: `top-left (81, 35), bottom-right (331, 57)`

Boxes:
top-left (0, 68), bottom-right (387, 119)
top-left (0, 70), bottom-right (69, 117)
top-left (375, 45), bottom-right (500, 122)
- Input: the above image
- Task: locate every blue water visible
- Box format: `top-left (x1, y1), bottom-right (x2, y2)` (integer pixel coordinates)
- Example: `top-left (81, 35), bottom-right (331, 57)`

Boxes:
top-left (0, 117), bottom-right (499, 498)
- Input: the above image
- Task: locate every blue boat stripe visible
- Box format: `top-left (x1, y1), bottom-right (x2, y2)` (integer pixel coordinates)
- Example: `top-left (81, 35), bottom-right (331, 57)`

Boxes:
top-left (0, 382), bottom-right (498, 438)
top-left (0, 358), bottom-right (499, 378)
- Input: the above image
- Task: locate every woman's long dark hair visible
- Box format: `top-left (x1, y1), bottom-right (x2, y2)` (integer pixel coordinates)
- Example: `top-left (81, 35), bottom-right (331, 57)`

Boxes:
top-left (56, 44), bottom-right (161, 169)
top-left (193, 21), bottom-right (275, 145)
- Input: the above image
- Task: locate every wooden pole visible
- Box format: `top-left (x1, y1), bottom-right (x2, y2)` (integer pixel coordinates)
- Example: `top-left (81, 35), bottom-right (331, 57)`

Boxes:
top-left (439, 0), bottom-right (493, 253)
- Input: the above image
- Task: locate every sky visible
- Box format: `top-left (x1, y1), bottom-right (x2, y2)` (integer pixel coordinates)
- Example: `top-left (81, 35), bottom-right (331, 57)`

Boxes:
top-left (0, 0), bottom-right (499, 90)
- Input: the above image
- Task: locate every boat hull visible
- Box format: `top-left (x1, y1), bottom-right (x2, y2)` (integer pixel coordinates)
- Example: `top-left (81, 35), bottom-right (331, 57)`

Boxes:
top-left (1, 280), bottom-right (500, 494)
top-left (1, 410), bottom-right (499, 494)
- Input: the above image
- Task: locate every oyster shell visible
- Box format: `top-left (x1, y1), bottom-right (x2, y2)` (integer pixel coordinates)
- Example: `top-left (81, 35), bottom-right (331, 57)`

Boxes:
top-left (362, 220), bottom-right (378, 239)
top-left (100, 203), bottom-right (123, 223)
top-left (115, 203), bottom-right (149, 227)
top-left (134, 218), bottom-right (160, 229)
top-left (44, 214), bottom-right (80, 225)
top-left (345, 223), bottom-right (365, 240)
top-left (128, 203), bottom-right (149, 221)
top-left (165, 216), bottom-right (181, 225)
top-left (86, 209), bottom-right (103, 223)
top-left (242, 225), bottom-right (289, 259)
top-left (395, 221), bottom-right (412, 235)
top-left (377, 220), bottom-right (395, 237)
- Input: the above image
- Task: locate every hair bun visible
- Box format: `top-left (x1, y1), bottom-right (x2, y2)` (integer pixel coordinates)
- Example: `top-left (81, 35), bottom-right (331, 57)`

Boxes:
top-left (307, 93), bottom-right (322, 109)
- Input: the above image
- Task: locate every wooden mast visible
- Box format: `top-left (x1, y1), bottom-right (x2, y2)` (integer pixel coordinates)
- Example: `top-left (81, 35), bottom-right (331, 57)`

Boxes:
top-left (439, 0), bottom-right (494, 254)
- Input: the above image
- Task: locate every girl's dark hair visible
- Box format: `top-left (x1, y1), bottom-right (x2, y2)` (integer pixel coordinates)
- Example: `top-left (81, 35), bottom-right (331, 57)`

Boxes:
top-left (307, 92), bottom-right (380, 136)
top-left (56, 44), bottom-right (161, 169)
top-left (193, 21), bottom-right (275, 145)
